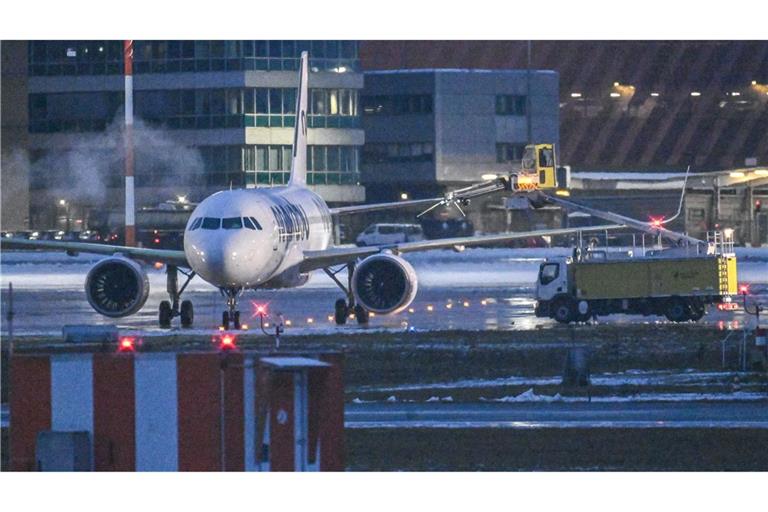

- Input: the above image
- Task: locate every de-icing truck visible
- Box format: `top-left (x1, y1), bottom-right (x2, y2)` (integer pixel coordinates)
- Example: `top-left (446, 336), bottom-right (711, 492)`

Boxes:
top-left (534, 232), bottom-right (738, 324)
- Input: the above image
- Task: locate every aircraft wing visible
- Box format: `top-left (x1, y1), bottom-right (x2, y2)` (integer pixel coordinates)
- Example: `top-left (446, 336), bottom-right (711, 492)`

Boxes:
top-left (299, 224), bottom-right (624, 272)
top-left (0, 238), bottom-right (190, 267)
top-left (543, 194), bottom-right (705, 245)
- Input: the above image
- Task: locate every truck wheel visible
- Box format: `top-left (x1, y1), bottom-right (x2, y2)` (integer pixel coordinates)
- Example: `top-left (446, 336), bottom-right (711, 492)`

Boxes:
top-left (552, 297), bottom-right (576, 324)
top-left (687, 299), bottom-right (706, 321)
top-left (664, 297), bottom-right (690, 322)
top-left (575, 301), bottom-right (592, 323)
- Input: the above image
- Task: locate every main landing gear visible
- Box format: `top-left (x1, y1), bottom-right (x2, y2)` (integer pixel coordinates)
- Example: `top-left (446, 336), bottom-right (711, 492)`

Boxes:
top-left (220, 287), bottom-right (243, 330)
top-left (324, 262), bottom-right (369, 326)
top-left (158, 265), bottom-right (196, 329)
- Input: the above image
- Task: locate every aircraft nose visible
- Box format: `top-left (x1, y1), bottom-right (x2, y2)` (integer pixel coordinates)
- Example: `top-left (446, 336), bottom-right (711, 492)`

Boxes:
top-left (206, 238), bottom-right (248, 285)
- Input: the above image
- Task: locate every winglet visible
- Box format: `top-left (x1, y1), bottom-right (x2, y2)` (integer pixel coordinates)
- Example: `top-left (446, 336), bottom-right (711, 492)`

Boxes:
top-left (289, 51), bottom-right (309, 186)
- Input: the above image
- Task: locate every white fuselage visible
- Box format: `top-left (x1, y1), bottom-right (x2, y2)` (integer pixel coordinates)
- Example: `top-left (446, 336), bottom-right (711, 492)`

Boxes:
top-left (183, 185), bottom-right (333, 289)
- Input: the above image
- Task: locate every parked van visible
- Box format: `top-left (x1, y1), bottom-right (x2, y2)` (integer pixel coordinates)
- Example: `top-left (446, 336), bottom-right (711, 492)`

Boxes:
top-left (356, 223), bottom-right (424, 246)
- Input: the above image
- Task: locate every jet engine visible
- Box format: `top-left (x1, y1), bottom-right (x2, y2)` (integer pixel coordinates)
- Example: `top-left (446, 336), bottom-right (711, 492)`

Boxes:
top-left (351, 253), bottom-right (418, 314)
top-left (85, 257), bottom-right (150, 317)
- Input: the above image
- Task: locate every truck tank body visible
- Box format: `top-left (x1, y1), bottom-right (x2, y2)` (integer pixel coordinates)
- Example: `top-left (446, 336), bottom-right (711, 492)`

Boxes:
top-left (572, 255), bottom-right (737, 300)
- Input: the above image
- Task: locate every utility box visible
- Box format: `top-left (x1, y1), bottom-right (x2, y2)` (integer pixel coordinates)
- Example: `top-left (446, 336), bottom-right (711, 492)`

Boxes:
top-left (36, 431), bottom-right (92, 471)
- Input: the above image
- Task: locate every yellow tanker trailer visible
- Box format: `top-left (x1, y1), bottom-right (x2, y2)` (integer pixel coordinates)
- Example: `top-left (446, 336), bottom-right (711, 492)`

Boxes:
top-left (534, 235), bottom-right (738, 324)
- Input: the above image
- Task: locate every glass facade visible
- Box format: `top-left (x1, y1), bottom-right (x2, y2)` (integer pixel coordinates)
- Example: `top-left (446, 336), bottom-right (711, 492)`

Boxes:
top-left (27, 40), bottom-right (363, 190)
top-left (28, 40), bottom-right (359, 76)
top-left (30, 87), bottom-right (359, 132)
top-left (30, 144), bottom-right (361, 190)
top-left (201, 145), bottom-right (360, 186)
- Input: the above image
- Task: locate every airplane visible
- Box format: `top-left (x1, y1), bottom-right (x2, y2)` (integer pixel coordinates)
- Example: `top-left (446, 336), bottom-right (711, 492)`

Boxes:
top-left (1, 52), bottom-right (623, 330)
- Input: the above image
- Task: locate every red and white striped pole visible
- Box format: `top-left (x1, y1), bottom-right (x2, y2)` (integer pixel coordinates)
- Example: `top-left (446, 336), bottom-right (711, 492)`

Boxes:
top-left (123, 40), bottom-right (136, 247)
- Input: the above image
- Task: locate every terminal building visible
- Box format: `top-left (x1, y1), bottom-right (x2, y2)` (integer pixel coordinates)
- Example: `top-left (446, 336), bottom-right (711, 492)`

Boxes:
top-left (15, 40), bottom-right (365, 229)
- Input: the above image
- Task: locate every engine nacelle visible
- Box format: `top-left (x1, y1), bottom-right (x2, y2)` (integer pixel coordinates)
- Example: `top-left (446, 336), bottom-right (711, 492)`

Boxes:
top-left (351, 253), bottom-right (418, 314)
top-left (85, 257), bottom-right (150, 317)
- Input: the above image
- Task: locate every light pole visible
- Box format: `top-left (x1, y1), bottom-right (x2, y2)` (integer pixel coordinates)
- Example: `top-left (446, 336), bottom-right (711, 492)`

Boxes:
top-left (58, 199), bottom-right (70, 231)
top-left (741, 285), bottom-right (766, 364)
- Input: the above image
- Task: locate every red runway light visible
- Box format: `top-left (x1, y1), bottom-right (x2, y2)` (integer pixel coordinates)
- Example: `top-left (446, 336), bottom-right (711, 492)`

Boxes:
top-left (649, 216), bottom-right (664, 228)
top-left (219, 333), bottom-right (237, 350)
top-left (118, 336), bottom-right (136, 352)
top-left (251, 301), bottom-right (269, 317)
top-left (739, 284), bottom-right (750, 294)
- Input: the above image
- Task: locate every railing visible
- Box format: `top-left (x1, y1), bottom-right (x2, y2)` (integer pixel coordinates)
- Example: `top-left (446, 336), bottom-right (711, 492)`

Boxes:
top-left (706, 230), bottom-right (735, 256)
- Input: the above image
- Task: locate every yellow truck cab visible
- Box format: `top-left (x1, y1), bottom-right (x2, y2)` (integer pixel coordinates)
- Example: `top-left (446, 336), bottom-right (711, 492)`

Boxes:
top-left (515, 143), bottom-right (570, 194)
top-left (534, 232), bottom-right (738, 324)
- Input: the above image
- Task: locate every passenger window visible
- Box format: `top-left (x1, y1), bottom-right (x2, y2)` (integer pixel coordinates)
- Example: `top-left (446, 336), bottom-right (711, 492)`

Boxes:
top-left (189, 218), bottom-right (203, 231)
top-left (364, 226), bottom-right (375, 234)
top-left (222, 217), bottom-right (243, 229)
top-left (243, 217), bottom-right (257, 230)
top-left (249, 217), bottom-right (263, 230)
top-left (379, 226), bottom-right (397, 235)
top-left (539, 263), bottom-right (559, 285)
top-left (202, 217), bottom-right (221, 230)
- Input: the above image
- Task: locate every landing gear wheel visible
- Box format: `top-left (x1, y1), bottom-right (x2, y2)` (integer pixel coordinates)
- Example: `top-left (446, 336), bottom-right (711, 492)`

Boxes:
top-left (180, 300), bottom-right (194, 328)
top-left (233, 311), bottom-right (241, 330)
top-left (334, 299), bottom-right (348, 325)
top-left (664, 297), bottom-right (690, 322)
top-left (551, 297), bottom-right (576, 324)
top-left (354, 304), bottom-right (369, 325)
top-left (222, 311), bottom-right (230, 330)
top-left (159, 300), bottom-right (172, 329)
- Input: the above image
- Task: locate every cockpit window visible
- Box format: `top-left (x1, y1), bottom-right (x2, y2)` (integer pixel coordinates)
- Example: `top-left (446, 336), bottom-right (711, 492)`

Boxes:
top-left (249, 216), bottom-right (263, 230)
top-left (201, 217), bottom-right (220, 230)
top-left (222, 217), bottom-right (243, 230)
top-left (189, 217), bottom-right (203, 231)
top-left (243, 217), bottom-right (257, 230)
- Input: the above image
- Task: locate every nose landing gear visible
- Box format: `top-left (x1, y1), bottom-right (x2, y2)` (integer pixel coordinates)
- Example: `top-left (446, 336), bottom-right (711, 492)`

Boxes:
top-left (221, 288), bottom-right (243, 330)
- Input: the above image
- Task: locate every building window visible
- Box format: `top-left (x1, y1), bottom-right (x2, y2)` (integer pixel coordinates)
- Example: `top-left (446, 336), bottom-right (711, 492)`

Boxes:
top-left (28, 40), bottom-right (359, 76)
top-left (201, 144), bottom-right (360, 187)
top-left (687, 208), bottom-right (706, 222)
top-left (29, 91), bottom-right (122, 133)
top-left (496, 143), bottom-right (527, 163)
top-left (496, 94), bottom-right (527, 116)
top-left (362, 94), bottom-right (432, 115)
top-left (362, 142), bottom-right (434, 164)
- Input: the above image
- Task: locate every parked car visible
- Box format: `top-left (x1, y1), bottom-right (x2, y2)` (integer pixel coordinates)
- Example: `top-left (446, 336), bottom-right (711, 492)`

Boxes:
top-left (420, 218), bottom-right (475, 239)
top-left (39, 230), bottom-right (61, 240)
top-left (356, 223), bottom-right (424, 246)
top-left (78, 230), bottom-right (102, 242)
